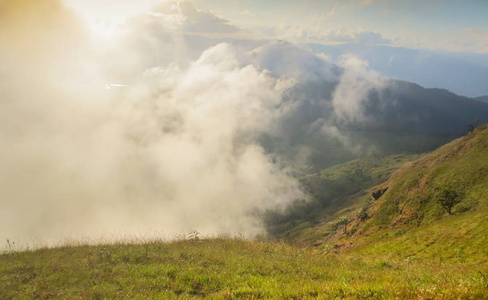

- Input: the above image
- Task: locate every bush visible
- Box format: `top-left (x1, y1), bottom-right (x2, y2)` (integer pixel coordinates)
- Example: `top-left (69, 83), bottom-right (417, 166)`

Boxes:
top-left (332, 217), bottom-right (349, 233)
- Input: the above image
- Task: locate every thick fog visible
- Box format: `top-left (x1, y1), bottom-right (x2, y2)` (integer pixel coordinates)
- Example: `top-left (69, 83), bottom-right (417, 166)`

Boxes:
top-left (0, 0), bottom-right (391, 245)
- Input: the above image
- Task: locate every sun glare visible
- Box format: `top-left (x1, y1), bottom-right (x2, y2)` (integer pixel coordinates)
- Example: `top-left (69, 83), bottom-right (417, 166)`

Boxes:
top-left (66, 0), bottom-right (135, 40)
top-left (87, 18), bottom-right (121, 39)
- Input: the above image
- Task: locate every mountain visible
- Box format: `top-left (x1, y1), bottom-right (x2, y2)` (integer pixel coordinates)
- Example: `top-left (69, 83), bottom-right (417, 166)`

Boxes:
top-left (268, 124), bottom-right (488, 263)
top-left (102, 36), bottom-right (488, 171)
top-left (260, 77), bottom-right (488, 170)
top-left (308, 43), bottom-right (488, 98)
top-left (3, 127), bottom-right (488, 298)
top-left (475, 96), bottom-right (488, 103)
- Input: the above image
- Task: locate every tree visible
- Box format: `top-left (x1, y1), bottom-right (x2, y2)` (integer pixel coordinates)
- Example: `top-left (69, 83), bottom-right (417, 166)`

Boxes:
top-left (436, 189), bottom-right (462, 215)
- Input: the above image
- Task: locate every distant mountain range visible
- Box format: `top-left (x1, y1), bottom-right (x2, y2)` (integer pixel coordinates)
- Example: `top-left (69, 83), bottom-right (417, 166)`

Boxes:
top-left (475, 96), bottom-right (488, 103)
top-left (259, 76), bottom-right (488, 170)
top-left (123, 33), bottom-right (488, 99)
top-left (111, 34), bottom-right (488, 169)
top-left (308, 43), bottom-right (488, 98)
top-left (185, 40), bottom-right (488, 169)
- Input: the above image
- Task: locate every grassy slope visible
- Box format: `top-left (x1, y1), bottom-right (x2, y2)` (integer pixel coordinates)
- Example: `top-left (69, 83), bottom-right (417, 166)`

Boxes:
top-left (291, 125), bottom-right (488, 262)
top-left (266, 153), bottom-right (420, 244)
top-left (3, 128), bottom-right (488, 299)
top-left (1, 238), bottom-right (488, 299)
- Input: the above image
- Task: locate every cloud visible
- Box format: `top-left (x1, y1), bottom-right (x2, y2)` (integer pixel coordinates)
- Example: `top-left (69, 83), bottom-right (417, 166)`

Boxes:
top-left (145, 0), bottom-right (240, 34)
top-left (243, 42), bottom-right (387, 164)
top-left (240, 10), bottom-right (256, 17)
top-left (447, 28), bottom-right (488, 53)
top-left (313, 5), bottom-right (339, 22)
top-left (0, 1), bottom-right (304, 245)
top-left (316, 27), bottom-right (391, 45)
top-left (353, 29), bottom-right (391, 44)
top-left (319, 123), bottom-right (369, 156)
top-left (332, 53), bottom-right (386, 122)
top-left (0, 0), bottom-right (396, 246)
top-left (267, 24), bottom-right (391, 46)
top-left (389, 28), bottom-right (488, 54)
top-left (249, 41), bottom-right (340, 82)
top-left (313, 0), bottom-right (374, 22)
top-left (99, 0), bottom-right (243, 84)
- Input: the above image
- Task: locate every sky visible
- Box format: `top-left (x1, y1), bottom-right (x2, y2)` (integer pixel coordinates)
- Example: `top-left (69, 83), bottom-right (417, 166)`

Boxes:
top-left (66, 0), bottom-right (488, 53)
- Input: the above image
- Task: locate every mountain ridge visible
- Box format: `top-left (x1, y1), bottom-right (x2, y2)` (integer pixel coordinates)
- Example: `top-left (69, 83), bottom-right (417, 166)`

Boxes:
top-left (261, 74), bottom-right (488, 170)
top-left (275, 124), bottom-right (488, 263)
top-left (308, 42), bottom-right (488, 97)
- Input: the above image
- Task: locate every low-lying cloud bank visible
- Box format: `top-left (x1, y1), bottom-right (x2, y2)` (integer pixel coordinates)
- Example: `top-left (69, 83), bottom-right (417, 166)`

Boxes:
top-left (0, 0), bottom-right (398, 245)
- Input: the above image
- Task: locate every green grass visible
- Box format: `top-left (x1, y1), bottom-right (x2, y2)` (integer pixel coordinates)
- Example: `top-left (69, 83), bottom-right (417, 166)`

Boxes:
top-left (356, 208), bottom-right (488, 264)
top-left (317, 154), bottom-right (420, 182)
top-left (366, 125), bottom-right (488, 229)
top-left (1, 238), bottom-right (488, 299)
top-left (278, 125), bottom-right (488, 251)
top-left (3, 126), bottom-right (488, 299)
top-left (266, 153), bottom-right (421, 243)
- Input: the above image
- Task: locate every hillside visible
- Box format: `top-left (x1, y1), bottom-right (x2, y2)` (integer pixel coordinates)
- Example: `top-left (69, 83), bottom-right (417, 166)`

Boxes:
top-left (264, 153), bottom-right (421, 241)
top-left (476, 96), bottom-right (488, 103)
top-left (2, 126), bottom-right (488, 300)
top-left (277, 124), bottom-right (488, 262)
top-left (261, 75), bottom-right (488, 170)
top-left (1, 238), bottom-right (487, 299)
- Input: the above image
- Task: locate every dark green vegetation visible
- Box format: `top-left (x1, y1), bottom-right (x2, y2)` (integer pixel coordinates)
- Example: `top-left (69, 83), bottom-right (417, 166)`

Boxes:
top-left (261, 74), bottom-right (488, 170)
top-left (1, 238), bottom-right (487, 299)
top-left (270, 125), bottom-right (488, 259)
top-left (3, 125), bottom-right (488, 299)
top-left (264, 153), bottom-right (420, 242)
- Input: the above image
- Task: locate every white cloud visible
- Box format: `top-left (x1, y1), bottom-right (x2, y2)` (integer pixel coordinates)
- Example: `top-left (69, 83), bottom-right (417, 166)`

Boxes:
top-left (0, 0), bottom-right (399, 246)
top-left (264, 24), bottom-right (391, 46)
top-left (1, 38), bottom-right (305, 243)
top-left (390, 28), bottom-right (488, 54)
top-left (249, 41), bottom-right (340, 82)
top-left (0, 1), bottom-right (304, 245)
top-left (96, 0), bottom-right (243, 83)
top-left (332, 53), bottom-right (386, 122)
top-left (315, 27), bottom-right (391, 45)
top-left (145, 0), bottom-right (240, 34)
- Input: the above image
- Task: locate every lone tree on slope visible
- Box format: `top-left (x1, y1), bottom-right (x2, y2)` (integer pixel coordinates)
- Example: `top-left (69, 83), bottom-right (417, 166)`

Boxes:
top-left (435, 189), bottom-right (463, 215)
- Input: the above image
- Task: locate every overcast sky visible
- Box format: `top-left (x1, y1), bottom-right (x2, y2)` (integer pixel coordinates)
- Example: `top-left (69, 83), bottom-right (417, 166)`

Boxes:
top-left (66, 0), bottom-right (488, 53)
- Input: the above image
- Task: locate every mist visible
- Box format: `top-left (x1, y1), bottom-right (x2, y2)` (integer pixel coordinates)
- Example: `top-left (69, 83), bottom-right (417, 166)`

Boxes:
top-left (0, 0), bottom-right (394, 245)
